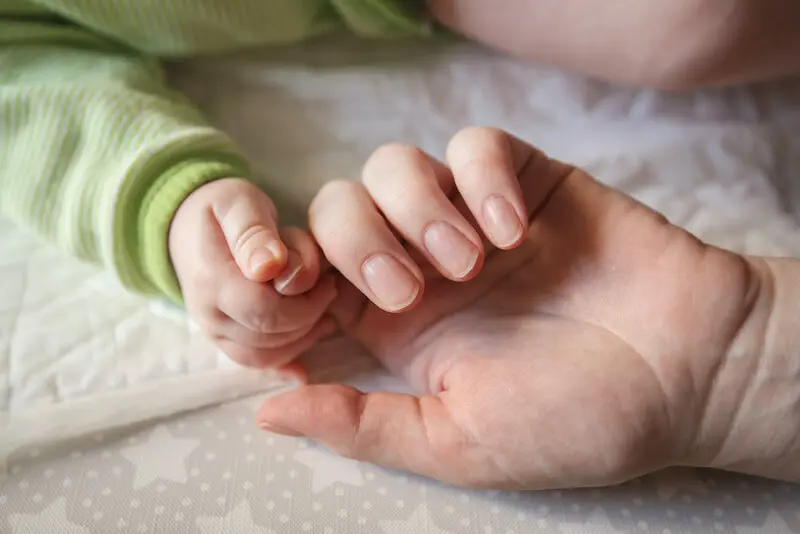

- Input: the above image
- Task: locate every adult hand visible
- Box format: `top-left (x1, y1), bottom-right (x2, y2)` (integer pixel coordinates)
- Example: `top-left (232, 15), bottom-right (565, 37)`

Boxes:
top-left (257, 128), bottom-right (759, 489)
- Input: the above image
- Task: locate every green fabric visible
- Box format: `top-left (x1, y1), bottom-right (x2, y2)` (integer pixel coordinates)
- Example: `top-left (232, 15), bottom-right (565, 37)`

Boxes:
top-left (132, 155), bottom-right (252, 304)
top-left (0, 0), bottom-right (430, 303)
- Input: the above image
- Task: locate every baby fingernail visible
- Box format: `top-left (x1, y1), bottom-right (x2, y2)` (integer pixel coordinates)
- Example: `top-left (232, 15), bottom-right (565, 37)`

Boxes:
top-left (268, 240), bottom-right (287, 262)
top-left (362, 254), bottom-right (420, 312)
top-left (249, 247), bottom-right (275, 274)
top-left (273, 251), bottom-right (303, 293)
top-left (482, 195), bottom-right (523, 248)
top-left (423, 222), bottom-right (479, 279)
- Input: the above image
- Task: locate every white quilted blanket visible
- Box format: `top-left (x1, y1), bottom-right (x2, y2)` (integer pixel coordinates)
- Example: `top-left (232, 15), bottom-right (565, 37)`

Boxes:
top-left (2, 37), bottom-right (799, 465)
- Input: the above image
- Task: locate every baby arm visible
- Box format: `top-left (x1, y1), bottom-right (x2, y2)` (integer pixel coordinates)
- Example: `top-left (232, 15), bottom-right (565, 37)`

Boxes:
top-left (0, 15), bottom-right (335, 370)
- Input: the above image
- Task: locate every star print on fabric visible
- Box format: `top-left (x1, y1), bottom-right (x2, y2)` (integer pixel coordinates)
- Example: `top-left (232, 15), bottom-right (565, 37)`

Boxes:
top-left (239, 394), bottom-right (268, 412)
top-left (558, 508), bottom-right (623, 534)
top-left (238, 380), bottom-right (299, 411)
top-left (120, 425), bottom-right (200, 490)
top-left (8, 497), bottom-right (90, 534)
top-left (736, 511), bottom-right (796, 534)
top-left (379, 504), bottom-right (453, 534)
top-left (293, 448), bottom-right (365, 493)
top-left (196, 500), bottom-right (275, 534)
top-left (652, 467), bottom-right (709, 500)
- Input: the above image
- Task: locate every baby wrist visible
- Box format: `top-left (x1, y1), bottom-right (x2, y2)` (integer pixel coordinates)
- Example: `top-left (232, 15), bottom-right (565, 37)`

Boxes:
top-left (137, 156), bottom-right (251, 303)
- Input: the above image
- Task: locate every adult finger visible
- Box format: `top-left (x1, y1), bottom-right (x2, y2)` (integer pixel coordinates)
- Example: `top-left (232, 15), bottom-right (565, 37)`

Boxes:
top-left (218, 273), bottom-right (337, 334)
top-left (211, 179), bottom-right (288, 282)
top-left (446, 127), bottom-right (528, 249)
top-left (255, 385), bottom-right (497, 488)
top-left (362, 143), bottom-right (484, 281)
top-left (309, 180), bottom-right (424, 313)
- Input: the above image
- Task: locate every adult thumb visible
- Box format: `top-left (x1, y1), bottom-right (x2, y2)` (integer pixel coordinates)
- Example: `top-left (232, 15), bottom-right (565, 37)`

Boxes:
top-left (255, 384), bottom-right (492, 488)
top-left (213, 182), bottom-right (288, 282)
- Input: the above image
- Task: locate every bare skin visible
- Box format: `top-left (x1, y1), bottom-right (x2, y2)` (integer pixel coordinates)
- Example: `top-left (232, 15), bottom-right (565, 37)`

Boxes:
top-left (425, 0), bottom-right (800, 89)
top-left (166, 1), bottom-right (800, 488)
top-left (256, 128), bottom-right (800, 489)
top-left (169, 178), bottom-right (336, 372)
top-left (168, 0), bottom-right (800, 373)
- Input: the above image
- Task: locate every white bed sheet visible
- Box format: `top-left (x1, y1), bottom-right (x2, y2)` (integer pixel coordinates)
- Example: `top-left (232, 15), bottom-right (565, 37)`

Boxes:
top-left (1, 36), bottom-right (800, 533)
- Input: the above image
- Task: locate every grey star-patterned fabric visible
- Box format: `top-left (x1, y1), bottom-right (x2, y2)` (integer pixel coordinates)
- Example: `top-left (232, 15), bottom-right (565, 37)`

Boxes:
top-left (3, 35), bottom-right (800, 534)
top-left (2, 395), bottom-right (799, 534)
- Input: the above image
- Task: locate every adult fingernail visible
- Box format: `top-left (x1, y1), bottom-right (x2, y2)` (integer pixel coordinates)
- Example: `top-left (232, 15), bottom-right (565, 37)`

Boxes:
top-left (482, 195), bottom-right (523, 248)
top-left (423, 222), bottom-right (479, 279)
top-left (258, 421), bottom-right (305, 437)
top-left (362, 254), bottom-right (420, 312)
top-left (273, 251), bottom-right (303, 293)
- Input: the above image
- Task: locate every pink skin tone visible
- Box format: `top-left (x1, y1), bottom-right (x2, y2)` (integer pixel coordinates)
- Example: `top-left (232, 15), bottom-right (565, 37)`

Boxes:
top-left (169, 126), bottom-right (799, 490)
top-left (168, 178), bottom-right (336, 380)
top-left (166, 0), bottom-right (800, 488)
top-left (250, 127), bottom-right (797, 489)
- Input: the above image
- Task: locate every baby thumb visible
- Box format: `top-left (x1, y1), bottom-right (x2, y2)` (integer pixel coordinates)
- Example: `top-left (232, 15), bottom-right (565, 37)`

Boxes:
top-left (216, 189), bottom-right (287, 282)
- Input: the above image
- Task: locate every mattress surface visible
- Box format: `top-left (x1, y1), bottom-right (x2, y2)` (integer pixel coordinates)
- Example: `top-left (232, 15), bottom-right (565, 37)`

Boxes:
top-left (4, 393), bottom-right (800, 533)
top-left (2, 37), bottom-right (800, 532)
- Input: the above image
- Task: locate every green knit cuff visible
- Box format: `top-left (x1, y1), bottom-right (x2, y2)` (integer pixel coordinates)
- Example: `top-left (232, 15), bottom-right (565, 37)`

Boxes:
top-left (332, 0), bottom-right (433, 37)
top-left (138, 155), bottom-right (250, 304)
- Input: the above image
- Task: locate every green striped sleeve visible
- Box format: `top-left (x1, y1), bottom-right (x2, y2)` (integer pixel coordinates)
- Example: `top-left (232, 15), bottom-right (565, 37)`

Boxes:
top-left (22, 0), bottom-right (431, 57)
top-left (26, 0), bottom-right (430, 57)
top-left (332, 0), bottom-right (432, 37)
top-left (0, 20), bottom-right (249, 302)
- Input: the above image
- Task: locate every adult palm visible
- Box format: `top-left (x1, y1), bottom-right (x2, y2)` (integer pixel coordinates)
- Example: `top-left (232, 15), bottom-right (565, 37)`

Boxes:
top-left (258, 131), bottom-right (753, 490)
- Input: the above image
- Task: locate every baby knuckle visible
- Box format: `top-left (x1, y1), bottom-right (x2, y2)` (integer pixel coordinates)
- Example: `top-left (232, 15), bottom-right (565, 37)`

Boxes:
top-left (197, 319), bottom-right (223, 340)
top-left (249, 307), bottom-right (282, 334)
top-left (252, 350), bottom-right (293, 368)
top-left (209, 180), bottom-right (249, 217)
top-left (232, 224), bottom-right (268, 255)
top-left (184, 267), bottom-right (222, 298)
top-left (226, 285), bottom-right (274, 331)
top-left (222, 345), bottom-right (262, 369)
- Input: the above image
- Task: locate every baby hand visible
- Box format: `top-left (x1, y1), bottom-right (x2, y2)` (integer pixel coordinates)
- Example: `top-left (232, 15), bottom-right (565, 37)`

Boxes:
top-left (168, 178), bottom-right (337, 370)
